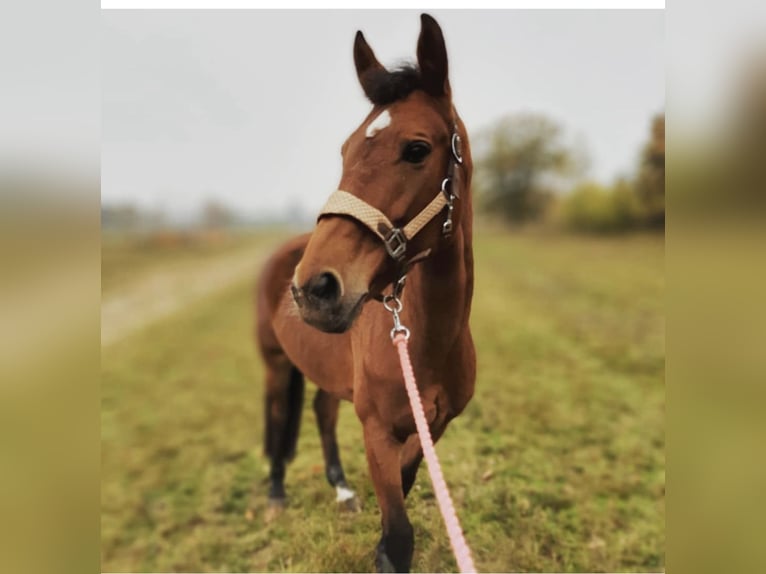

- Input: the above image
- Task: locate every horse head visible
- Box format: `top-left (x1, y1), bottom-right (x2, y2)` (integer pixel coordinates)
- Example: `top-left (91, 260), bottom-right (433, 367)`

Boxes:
top-left (291, 14), bottom-right (472, 333)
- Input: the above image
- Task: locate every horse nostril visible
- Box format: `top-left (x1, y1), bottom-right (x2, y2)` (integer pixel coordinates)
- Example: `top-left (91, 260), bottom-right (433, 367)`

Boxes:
top-left (305, 272), bottom-right (341, 303)
top-left (290, 283), bottom-right (304, 307)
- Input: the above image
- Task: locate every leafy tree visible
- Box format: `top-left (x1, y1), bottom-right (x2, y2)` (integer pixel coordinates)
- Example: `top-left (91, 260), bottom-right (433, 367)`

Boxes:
top-left (635, 114), bottom-right (665, 228)
top-left (475, 113), bottom-right (583, 224)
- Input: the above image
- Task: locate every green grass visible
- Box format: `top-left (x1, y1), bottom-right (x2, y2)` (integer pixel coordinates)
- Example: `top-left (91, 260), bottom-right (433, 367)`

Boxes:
top-left (101, 230), bottom-right (664, 572)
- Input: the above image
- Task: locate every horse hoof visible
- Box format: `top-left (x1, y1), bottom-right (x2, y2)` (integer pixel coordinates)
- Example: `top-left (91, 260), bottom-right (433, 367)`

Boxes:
top-left (335, 486), bottom-right (361, 512)
top-left (375, 550), bottom-right (397, 573)
top-left (265, 498), bottom-right (286, 523)
top-left (339, 495), bottom-right (361, 513)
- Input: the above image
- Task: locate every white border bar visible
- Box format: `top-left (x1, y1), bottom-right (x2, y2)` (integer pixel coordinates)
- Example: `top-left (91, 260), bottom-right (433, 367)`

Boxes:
top-left (102, 1), bottom-right (665, 9)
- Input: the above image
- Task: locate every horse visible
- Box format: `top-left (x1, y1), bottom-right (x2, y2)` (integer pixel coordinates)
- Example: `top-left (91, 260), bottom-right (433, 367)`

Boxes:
top-left (255, 14), bottom-right (475, 572)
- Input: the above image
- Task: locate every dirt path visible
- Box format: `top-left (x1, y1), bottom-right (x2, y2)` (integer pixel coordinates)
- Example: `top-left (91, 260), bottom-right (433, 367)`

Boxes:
top-left (101, 243), bottom-right (277, 347)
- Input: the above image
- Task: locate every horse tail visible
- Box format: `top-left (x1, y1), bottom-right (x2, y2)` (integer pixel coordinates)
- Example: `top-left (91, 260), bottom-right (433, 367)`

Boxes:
top-left (281, 366), bottom-right (305, 461)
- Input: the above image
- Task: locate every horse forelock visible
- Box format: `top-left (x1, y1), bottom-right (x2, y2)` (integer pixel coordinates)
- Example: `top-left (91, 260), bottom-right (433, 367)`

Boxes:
top-left (362, 65), bottom-right (422, 106)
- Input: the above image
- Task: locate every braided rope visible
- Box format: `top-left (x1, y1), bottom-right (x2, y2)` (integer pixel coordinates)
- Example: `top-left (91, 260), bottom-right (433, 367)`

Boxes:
top-left (392, 334), bottom-right (477, 573)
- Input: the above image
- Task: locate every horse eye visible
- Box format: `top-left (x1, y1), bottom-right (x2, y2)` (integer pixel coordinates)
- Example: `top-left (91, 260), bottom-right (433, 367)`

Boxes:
top-left (401, 141), bottom-right (432, 164)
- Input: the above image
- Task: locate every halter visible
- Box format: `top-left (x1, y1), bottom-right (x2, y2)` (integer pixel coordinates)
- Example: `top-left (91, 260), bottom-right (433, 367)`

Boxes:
top-left (318, 125), bottom-right (464, 273)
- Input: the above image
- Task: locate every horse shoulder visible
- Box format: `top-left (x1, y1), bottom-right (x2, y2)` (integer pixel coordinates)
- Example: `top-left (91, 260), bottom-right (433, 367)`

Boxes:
top-left (442, 328), bottom-right (477, 418)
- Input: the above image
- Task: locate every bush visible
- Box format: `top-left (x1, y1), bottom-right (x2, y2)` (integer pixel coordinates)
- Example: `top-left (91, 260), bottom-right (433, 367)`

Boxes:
top-left (558, 180), bottom-right (643, 233)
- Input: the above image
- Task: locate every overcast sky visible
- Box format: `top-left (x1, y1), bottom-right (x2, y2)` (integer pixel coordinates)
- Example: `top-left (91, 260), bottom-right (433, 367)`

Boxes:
top-left (102, 10), bottom-right (664, 219)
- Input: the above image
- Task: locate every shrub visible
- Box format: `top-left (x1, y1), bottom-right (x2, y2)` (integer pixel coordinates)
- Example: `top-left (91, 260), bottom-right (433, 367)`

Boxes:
top-left (559, 180), bottom-right (643, 233)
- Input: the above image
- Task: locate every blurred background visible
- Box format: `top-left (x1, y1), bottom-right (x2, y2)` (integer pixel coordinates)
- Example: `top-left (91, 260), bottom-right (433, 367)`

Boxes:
top-left (2, 4), bottom-right (766, 574)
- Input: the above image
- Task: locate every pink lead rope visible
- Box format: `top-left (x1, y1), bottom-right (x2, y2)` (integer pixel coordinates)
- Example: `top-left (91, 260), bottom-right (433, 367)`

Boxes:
top-left (392, 333), bottom-right (477, 573)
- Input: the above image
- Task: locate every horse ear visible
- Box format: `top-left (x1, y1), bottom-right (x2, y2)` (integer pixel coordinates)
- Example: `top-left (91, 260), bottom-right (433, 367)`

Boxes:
top-left (417, 13), bottom-right (450, 98)
top-left (354, 31), bottom-right (385, 100)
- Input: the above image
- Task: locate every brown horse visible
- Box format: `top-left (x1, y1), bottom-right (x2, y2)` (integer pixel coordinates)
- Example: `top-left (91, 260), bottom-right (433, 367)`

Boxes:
top-left (255, 14), bottom-right (475, 572)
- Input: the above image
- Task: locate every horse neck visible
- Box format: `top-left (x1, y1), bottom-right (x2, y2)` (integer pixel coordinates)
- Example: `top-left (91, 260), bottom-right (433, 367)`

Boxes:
top-left (405, 199), bottom-right (474, 350)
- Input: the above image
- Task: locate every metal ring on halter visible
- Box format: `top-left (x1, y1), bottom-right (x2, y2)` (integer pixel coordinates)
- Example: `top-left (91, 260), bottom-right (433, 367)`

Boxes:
top-left (382, 294), bottom-right (403, 313)
top-left (441, 177), bottom-right (452, 195)
top-left (390, 325), bottom-right (411, 340)
top-left (451, 133), bottom-right (463, 164)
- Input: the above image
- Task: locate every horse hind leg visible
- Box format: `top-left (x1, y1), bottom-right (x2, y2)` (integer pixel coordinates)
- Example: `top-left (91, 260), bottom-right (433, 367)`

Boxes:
top-left (263, 357), bottom-right (305, 510)
top-left (313, 389), bottom-right (359, 511)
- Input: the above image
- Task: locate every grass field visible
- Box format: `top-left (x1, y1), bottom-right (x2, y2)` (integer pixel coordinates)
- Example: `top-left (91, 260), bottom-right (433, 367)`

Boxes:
top-left (101, 230), bottom-right (665, 573)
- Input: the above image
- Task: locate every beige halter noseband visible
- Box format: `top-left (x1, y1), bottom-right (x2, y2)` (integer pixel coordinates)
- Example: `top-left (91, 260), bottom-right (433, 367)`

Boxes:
top-left (318, 127), bottom-right (464, 269)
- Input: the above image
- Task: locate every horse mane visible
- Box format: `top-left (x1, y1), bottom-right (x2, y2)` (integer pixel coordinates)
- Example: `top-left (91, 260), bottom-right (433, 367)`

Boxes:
top-left (362, 64), bottom-right (422, 106)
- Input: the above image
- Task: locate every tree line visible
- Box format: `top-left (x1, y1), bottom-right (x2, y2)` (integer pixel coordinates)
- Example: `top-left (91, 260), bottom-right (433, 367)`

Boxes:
top-left (475, 112), bottom-right (665, 233)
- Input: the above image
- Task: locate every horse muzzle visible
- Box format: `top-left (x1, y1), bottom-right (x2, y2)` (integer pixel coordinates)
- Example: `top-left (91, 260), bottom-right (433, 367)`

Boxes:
top-left (291, 272), bottom-right (367, 333)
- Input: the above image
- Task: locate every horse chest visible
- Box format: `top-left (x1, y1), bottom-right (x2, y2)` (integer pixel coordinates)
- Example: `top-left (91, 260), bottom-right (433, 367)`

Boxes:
top-left (386, 385), bottom-right (449, 441)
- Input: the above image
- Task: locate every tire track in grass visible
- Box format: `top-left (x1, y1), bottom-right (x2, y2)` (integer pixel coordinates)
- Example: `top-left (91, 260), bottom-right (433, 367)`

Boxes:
top-left (101, 238), bottom-right (283, 347)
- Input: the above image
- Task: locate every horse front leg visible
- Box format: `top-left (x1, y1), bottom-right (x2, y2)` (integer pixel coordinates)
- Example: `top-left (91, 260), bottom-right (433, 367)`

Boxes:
top-left (363, 418), bottom-right (414, 573)
top-left (399, 435), bottom-right (424, 499)
top-left (400, 413), bottom-right (449, 498)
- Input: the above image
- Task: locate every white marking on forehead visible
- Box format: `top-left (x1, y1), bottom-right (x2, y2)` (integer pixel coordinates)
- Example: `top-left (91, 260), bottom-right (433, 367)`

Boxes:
top-left (365, 109), bottom-right (391, 139)
top-left (336, 485), bottom-right (356, 502)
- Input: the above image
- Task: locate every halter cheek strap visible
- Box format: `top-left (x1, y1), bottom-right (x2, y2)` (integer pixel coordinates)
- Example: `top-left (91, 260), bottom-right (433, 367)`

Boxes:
top-left (317, 129), bottom-right (463, 268)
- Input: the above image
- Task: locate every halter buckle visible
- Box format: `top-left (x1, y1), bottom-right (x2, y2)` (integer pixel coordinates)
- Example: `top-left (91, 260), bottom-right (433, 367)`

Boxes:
top-left (442, 196), bottom-right (455, 238)
top-left (384, 227), bottom-right (407, 261)
top-left (440, 177), bottom-right (452, 199)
